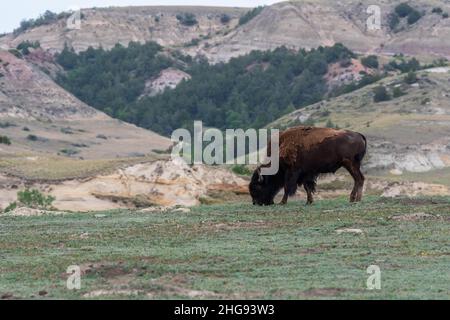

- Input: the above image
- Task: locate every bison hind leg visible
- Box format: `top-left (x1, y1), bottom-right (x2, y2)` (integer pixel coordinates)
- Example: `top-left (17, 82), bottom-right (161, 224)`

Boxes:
top-left (342, 159), bottom-right (365, 203)
top-left (303, 177), bottom-right (317, 205)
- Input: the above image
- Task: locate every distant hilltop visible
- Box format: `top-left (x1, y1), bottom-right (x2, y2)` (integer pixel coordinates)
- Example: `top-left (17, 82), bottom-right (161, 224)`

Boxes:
top-left (1, 1), bottom-right (450, 62)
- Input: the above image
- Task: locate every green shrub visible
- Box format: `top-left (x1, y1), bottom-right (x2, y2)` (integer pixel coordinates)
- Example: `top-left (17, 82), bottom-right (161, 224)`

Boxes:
top-left (393, 87), bottom-right (406, 98)
top-left (60, 148), bottom-right (79, 156)
top-left (0, 121), bottom-right (17, 128)
top-left (391, 3), bottom-right (423, 29)
top-left (220, 14), bottom-right (231, 24)
top-left (443, 13), bottom-right (449, 19)
top-left (373, 85), bottom-right (391, 102)
top-left (16, 41), bottom-right (40, 55)
top-left (389, 13), bottom-right (400, 30)
top-left (27, 134), bottom-right (39, 141)
top-left (176, 13), bottom-right (198, 26)
top-left (231, 164), bottom-right (252, 176)
top-left (184, 38), bottom-right (200, 47)
top-left (361, 55), bottom-right (379, 69)
top-left (407, 10), bottom-right (422, 25)
top-left (395, 3), bottom-right (415, 18)
top-left (4, 202), bottom-right (18, 213)
top-left (432, 7), bottom-right (443, 14)
top-left (4, 189), bottom-right (55, 213)
top-left (404, 71), bottom-right (418, 84)
top-left (0, 135), bottom-right (11, 145)
top-left (8, 49), bottom-right (23, 59)
top-left (60, 127), bottom-right (74, 134)
top-left (388, 57), bottom-right (420, 73)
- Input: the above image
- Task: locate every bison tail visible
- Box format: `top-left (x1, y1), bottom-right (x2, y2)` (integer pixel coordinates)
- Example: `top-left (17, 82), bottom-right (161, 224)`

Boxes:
top-left (355, 133), bottom-right (367, 163)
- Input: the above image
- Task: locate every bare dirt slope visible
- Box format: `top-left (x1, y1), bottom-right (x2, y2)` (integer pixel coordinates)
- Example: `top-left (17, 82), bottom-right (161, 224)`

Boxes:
top-left (0, 6), bottom-right (246, 54)
top-left (203, 0), bottom-right (450, 62)
top-left (1, 1), bottom-right (450, 62)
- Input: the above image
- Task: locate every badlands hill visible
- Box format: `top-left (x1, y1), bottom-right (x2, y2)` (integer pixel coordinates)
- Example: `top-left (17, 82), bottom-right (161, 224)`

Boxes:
top-left (0, 49), bottom-right (171, 159)
top-left (270, 67), bottom-right (450, 175)
top-left (1, 1), bottom-right (450, 62)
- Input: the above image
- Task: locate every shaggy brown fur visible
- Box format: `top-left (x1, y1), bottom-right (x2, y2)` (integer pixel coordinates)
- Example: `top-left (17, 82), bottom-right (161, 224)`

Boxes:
top-left (250, 126), bottom-right (367, 206)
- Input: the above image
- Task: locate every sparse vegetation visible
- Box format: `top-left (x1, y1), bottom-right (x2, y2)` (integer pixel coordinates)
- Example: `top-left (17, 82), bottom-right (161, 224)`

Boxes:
top-left (239, 6), bottom-right (264, 25)
top-left (0, 197), bottom-right (448, 299)
top-left (231, 164), bottom-right (252, 176)
top-left (331, 73), bottom-right (384, 97)
top-left (390, 3), bottom-right (423, 31)
top-left (387, 57), bottom-right (421, 73)
top-left (0, 154), bottom-right (158, 181)
top-left (13, 10), bottom-right (67, 36)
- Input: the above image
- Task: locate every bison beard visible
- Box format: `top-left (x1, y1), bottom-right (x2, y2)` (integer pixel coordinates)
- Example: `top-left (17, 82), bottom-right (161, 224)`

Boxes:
top-left (249, 126), bottom-right (367, 206)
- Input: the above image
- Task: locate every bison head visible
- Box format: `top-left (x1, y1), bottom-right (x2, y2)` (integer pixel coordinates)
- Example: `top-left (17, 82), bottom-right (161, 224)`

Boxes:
top-left (249, 168), bottom-right (279, 206)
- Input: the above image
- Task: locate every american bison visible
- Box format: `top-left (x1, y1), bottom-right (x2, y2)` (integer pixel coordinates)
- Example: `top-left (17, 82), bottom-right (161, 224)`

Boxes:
top-left (249, 126), bottom-right (367, 206)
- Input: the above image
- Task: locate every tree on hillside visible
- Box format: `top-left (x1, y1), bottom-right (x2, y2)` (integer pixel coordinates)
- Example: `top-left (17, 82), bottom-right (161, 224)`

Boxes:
top-left (373, 85), bottom-right (391, 102)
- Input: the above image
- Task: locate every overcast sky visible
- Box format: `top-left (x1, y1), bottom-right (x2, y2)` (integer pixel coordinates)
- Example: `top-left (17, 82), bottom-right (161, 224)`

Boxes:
top-left (1, 0), bottom-right (282, 33)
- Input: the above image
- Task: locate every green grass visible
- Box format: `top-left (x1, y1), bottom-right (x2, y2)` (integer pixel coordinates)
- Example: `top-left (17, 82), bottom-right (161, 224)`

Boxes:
top-left (0, 196), bottom-right (449, 300)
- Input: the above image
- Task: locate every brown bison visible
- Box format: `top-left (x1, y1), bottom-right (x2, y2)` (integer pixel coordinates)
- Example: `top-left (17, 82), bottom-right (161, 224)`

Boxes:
top-left (249, 126), bottom-right (367, 206)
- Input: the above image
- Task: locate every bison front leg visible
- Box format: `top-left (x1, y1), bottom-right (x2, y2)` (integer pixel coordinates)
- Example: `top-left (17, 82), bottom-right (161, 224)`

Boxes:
top-left (280, 170), bottom-right (300, 205)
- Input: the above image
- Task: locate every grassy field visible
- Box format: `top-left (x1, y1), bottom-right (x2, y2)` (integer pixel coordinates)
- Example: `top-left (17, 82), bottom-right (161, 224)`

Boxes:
top-left (0, 196), bottom-right (449, 300)
top-left (0, 153), bottom-right (163, 181)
